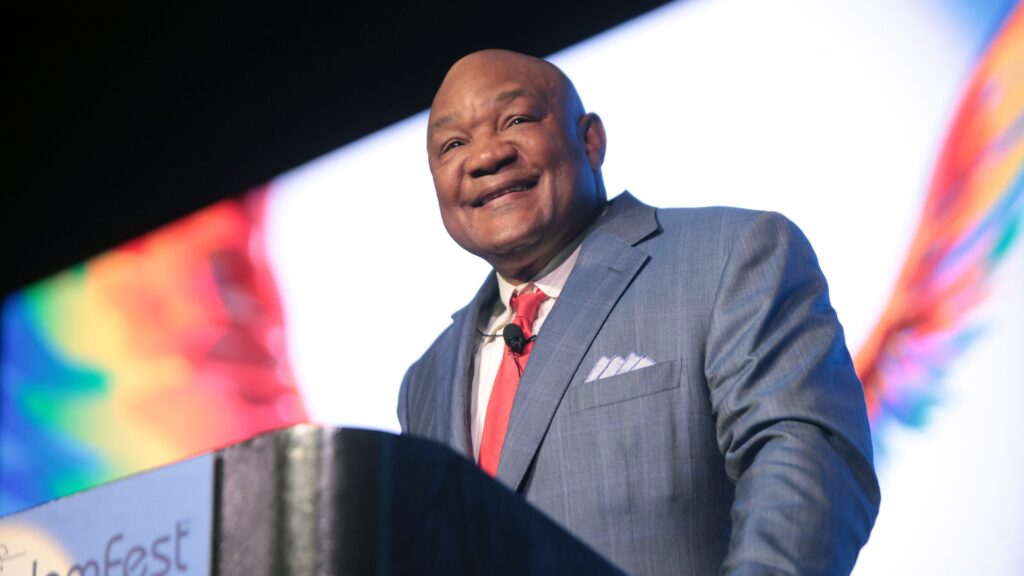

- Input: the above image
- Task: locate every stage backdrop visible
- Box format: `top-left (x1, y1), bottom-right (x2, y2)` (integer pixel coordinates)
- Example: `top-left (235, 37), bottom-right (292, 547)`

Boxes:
top-left (3, 0), bottom-right (1022, 573)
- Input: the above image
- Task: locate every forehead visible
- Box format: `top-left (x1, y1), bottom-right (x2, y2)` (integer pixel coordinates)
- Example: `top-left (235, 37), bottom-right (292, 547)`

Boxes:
top-left (428, 60), bottom-right (562, 134)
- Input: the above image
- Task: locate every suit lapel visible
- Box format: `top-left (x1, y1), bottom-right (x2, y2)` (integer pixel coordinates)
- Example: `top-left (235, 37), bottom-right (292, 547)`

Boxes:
top-left (497, 192), bottom-right (660, 490)
top-left (441, 275), bottom-right (498, 458)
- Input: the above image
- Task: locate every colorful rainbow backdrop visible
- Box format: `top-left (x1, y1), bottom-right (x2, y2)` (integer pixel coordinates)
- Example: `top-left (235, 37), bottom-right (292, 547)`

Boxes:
top-left (1, 190), bottom-right (307, 513)
top-left (855, 2), bottom-right (1023, 447)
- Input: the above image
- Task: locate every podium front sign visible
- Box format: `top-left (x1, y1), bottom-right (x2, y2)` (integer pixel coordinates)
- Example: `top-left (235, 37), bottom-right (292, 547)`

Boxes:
top-left (0, 455), bottom-right (213, 576)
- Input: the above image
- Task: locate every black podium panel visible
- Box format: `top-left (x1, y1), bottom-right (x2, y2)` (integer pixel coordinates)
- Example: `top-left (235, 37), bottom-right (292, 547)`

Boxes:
top-left (216, 426), bottom-right (624, 576)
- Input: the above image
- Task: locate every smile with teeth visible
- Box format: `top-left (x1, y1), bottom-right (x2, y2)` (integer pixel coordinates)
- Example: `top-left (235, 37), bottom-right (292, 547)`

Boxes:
top-left (474, 181), bottom-right (536, 207)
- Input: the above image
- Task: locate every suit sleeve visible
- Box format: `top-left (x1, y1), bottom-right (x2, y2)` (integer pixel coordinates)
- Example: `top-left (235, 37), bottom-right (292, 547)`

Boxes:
top-left (704, 212), bottom-right (880, 575)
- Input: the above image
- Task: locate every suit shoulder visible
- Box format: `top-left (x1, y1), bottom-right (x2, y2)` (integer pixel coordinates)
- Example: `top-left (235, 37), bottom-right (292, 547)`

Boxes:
top-left (656, 205), bottom-right (792, 229)
top-left (406, 318), bottom-right (462, 377)
top-left (653, 206), bottom-right (805, 248)
top-left (399, 306), bottom-right (468, 433)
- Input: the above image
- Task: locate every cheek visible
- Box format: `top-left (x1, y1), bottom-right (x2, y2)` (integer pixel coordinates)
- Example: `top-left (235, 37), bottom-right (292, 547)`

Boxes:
top-left (529, 137), bottom-right (581, 183)
top-left (431, 167), bottom-right (460, 206)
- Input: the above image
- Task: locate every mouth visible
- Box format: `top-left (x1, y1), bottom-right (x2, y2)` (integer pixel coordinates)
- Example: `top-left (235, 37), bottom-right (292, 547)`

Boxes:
top-left (473, 179), bottom-right (537, 207)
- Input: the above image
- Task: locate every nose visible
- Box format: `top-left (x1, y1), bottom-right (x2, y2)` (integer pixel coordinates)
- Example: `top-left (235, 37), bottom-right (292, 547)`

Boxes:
top-left (466, 136), bottom-right (517, 178)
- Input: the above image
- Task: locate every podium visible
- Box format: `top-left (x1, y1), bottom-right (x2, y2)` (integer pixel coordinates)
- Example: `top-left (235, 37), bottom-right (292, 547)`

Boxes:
top-left (0, 425), bottom-right (624, 575)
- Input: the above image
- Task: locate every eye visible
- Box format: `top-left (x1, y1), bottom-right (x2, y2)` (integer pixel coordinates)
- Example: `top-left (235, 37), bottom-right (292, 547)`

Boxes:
top-left (507, 116), bottom-right (530, 127)
top-left (441, 140), bottom-right (463, 154)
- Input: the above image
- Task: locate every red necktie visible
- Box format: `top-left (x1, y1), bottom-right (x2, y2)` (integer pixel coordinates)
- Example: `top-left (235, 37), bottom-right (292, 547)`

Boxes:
top-left (478, 288), bottom-right (549, 476)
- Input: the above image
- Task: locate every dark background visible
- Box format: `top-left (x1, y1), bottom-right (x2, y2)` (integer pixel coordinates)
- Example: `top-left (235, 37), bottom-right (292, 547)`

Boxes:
top-left (5, 1), bottom-right (672, 295)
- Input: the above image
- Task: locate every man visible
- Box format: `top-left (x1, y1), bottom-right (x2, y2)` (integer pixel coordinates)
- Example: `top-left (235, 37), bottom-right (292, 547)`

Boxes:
top-left (399, 49), bottom-right (880, 575)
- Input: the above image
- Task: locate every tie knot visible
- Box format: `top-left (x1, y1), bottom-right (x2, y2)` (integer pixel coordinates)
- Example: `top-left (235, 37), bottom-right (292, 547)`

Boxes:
top-left (510, 288), bottom-right (548, 327)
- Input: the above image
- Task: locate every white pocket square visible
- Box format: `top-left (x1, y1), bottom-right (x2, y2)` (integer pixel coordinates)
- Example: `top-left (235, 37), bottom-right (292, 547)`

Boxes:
top-left (585, 353), bottom-right (656, 382)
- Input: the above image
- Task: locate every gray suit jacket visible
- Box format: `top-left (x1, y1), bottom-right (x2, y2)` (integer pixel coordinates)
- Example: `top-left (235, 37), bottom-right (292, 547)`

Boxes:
top-left (399, 193), bottom-right (880, 575)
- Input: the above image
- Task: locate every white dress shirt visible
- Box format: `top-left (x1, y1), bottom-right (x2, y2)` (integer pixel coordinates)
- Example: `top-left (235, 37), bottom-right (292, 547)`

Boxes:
top-left (470, 245), bottom-right (583, 460)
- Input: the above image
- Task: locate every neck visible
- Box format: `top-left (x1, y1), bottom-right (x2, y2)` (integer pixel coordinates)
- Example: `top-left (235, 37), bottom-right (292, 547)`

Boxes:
top-left (494, 204), bottom-right (606, 285)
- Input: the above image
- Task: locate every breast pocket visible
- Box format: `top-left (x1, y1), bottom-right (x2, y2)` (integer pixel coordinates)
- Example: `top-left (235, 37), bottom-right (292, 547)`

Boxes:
top-left (569, 359), bottom-right (681, 413)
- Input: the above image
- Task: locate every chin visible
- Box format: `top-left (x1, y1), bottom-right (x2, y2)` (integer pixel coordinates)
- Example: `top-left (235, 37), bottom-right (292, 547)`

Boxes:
top-left (469, 219), bottom-right (534, 250)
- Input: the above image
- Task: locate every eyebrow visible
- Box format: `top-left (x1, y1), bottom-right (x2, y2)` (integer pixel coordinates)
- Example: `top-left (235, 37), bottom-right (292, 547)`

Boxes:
top-left (492, 88), bottom-right (530, 106)
top-left (428, 88), bottom-right (533, 134)
top-left (428, 113), bottom-right (458, 133)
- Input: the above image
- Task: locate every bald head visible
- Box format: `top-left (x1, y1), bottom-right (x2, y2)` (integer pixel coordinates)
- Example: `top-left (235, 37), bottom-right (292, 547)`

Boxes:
top-left (429, 50), bottom-right (586, 137)
top-left (426, 49), bottom-right (607, 283)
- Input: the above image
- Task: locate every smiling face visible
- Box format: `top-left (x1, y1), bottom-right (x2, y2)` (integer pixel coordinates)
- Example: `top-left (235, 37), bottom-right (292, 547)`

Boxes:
top-left (427, 50), bottom-right (606, 283)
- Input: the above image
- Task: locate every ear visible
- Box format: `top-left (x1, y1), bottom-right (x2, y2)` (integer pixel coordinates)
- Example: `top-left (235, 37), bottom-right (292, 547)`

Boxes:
top-left (578, 112), bottom-right (607, 171)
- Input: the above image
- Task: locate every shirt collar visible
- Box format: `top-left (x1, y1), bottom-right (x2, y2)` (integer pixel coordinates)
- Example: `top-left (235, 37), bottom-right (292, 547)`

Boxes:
top-left (493, 202), bottom-right (607, 310)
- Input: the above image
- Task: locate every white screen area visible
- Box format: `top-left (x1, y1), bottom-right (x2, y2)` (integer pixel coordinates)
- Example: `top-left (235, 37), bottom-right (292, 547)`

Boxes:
top-left (265, 0), bottom-right (1024, 573)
